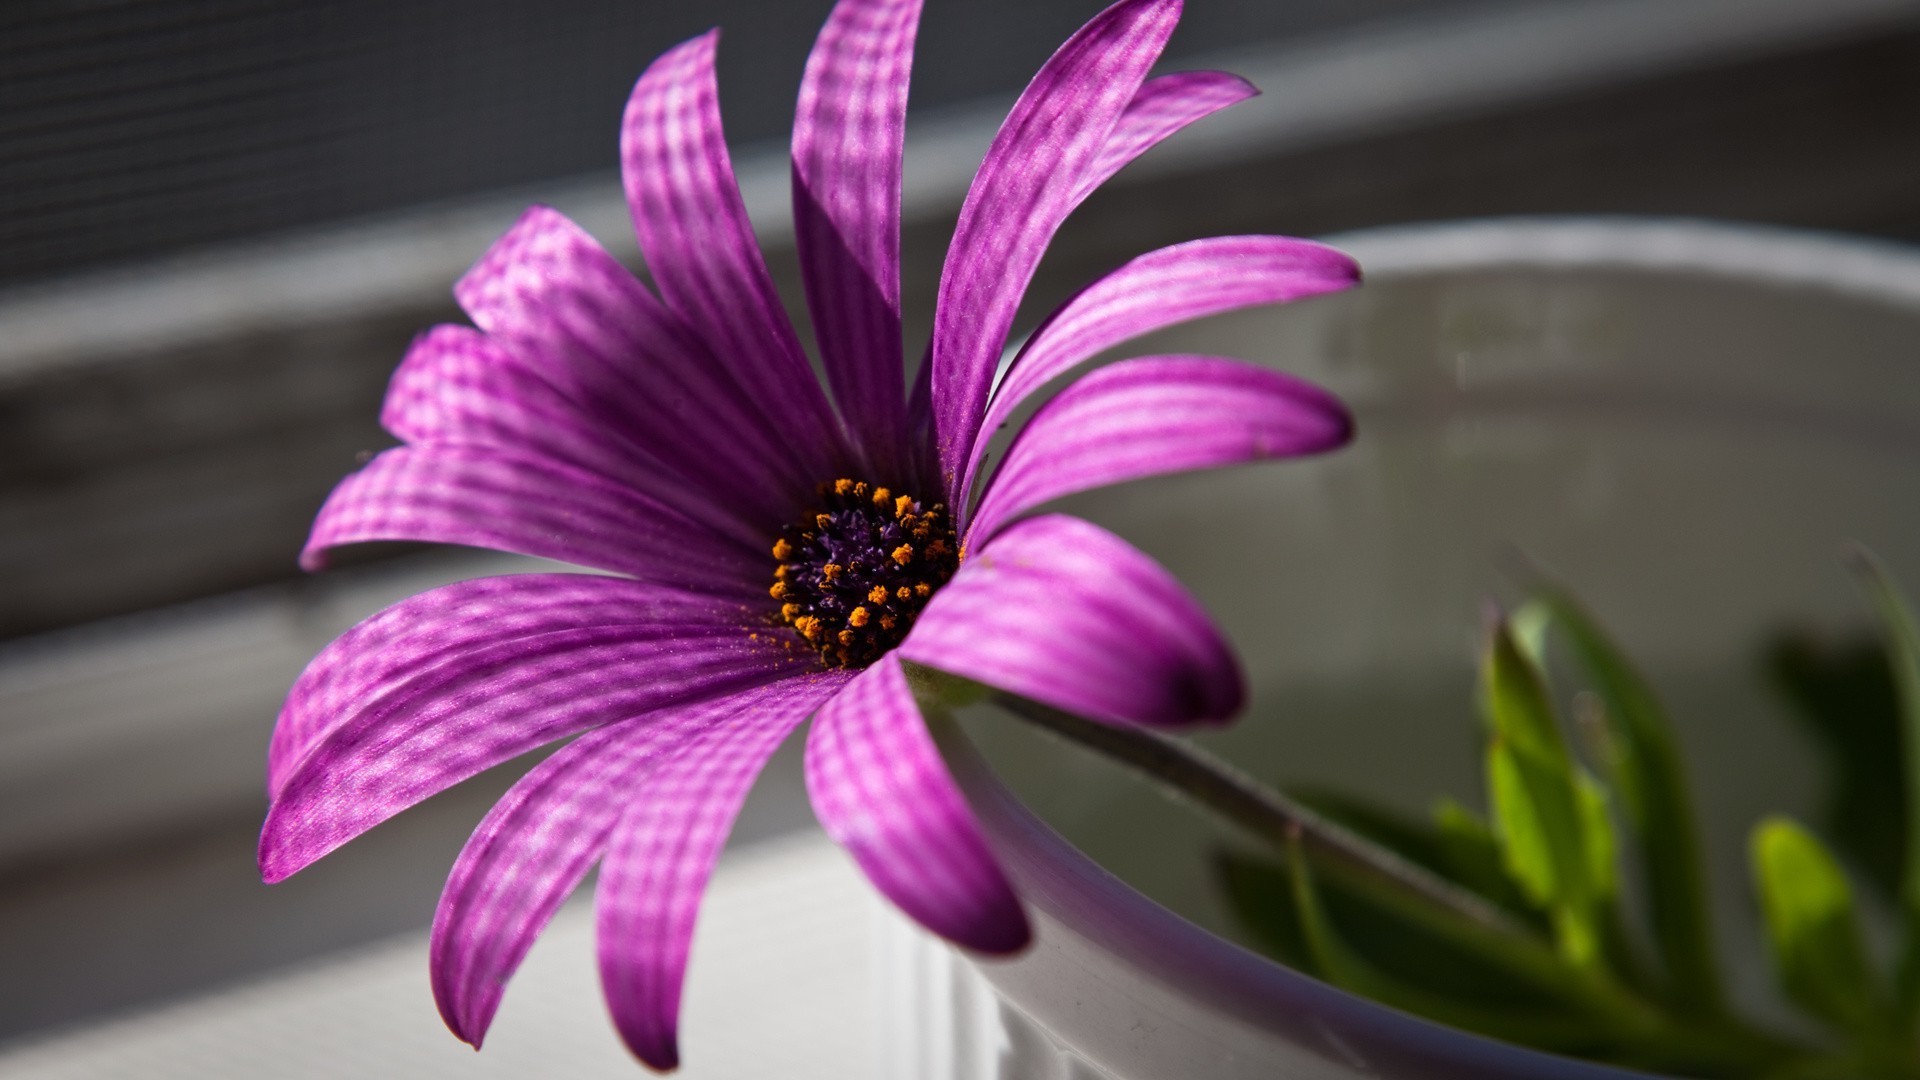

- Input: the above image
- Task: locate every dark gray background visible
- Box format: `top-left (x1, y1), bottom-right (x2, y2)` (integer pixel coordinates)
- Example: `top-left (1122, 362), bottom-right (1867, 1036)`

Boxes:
top-left (1, 0), bottom-right (1447, 287)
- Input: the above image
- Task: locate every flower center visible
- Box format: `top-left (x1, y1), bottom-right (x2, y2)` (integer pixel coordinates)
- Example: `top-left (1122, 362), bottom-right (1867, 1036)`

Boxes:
top-left (770, 478), bottom-right (958, 668)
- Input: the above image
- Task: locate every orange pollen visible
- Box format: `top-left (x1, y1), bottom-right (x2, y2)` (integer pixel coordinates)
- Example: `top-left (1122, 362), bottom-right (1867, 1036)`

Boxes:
top-left (770, 479), bottom-right (960, 668)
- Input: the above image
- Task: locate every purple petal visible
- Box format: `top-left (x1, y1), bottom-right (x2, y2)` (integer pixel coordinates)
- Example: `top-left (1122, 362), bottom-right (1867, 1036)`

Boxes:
top-left (300, 444), bottom-right (765, 591)
top-left (927, 0), bottom-right (1183, 503)
top-left (622, 32), bottom-right (846, 483)
top-left (431, 684), bottom-right (790, 1047)
top-left (267, 574), bottom-right (756, 798)
top-left (961, 235), bottom-right (1360, 504)
top-left (806, 654), bottom-right (1029, 953)
top-left (966, 355), bottom-right (1351, 543)
top-left (595, 672), bottom-right (853, 1070)
top-left (456, 205), bottom-right (818, 520)
top-left (1071, 70), bottom-right (1256, 207)
top-left (381, 324), bottom-right (762, 547)
top-left (900, 514), bottom-right (1242, 727)
top-left (259, 624), bottom-right (810, 884)
top-left (793, 0), bottom-right (921, 477)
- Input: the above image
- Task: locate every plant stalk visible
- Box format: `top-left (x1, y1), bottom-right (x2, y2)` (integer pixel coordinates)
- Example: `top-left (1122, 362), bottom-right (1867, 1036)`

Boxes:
top-left (998, 696), bottom-right (1535, 943)
top-left (997, 693), bottom-right (1818, 1073)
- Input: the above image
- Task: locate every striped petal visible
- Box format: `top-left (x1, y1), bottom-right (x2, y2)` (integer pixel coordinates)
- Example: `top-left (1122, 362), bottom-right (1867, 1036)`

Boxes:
top-left (927, 0), bottom-right (1183, 501)
top-left (961, 235), bottom-right (1360, 505)
top-left (381, 324), bottom-right (761, 547)
top-left (456, 205), bottom-right (816, 521)
top-left (595, 672), bottom-right (853, 1070)
top-left (267, 574), bottom-right (757, 798)
top-left (300, 444), bottom-right (765, 593)
top-left (900, 514), bottom-right (1242, 727)
top-left (1070, 70), bottom-right (1256, 207)
top-left (807, 654), bottom-right (1029, 953)
top-left (432, 684), bottom-right (797, 1047)
top-left (622, 31), bottom-right (846, 486)
top-left (793, 0), bottom-right (921, 477)
top-left (965, 355), bottom-right (1351, 544)
top-left (260, 626), bottom-right (809, 883)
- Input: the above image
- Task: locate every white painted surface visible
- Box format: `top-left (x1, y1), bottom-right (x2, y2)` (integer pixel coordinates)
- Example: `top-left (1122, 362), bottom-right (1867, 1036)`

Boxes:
top-left (0, 835), bottom-right (877, 1080)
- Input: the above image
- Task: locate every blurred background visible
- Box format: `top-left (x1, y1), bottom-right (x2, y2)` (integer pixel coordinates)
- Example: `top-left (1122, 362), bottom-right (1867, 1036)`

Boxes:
top-left (5, 0), bottom-right (1920, 1075)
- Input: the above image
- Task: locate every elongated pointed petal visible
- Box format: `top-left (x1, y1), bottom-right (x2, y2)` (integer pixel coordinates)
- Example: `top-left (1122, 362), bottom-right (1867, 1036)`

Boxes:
top-left (300, 444), bottom-right (765, 592)
top-left (457, 205), bottom-right (817, 520)
top-left (900, 514), bottom-right (1241, 727)
top-left (966, 355), bottom-right (1351, 543)
top-left (381, 324), bottom-right (762, 547)
top-left (1071, 70), bottom-right (1256, 207)
top-left (383, 324), bottom-right (620, 473)
top-left (793, 0), bottom-right (920, 474)
top-left (807, 654), bottom-right (1029, 953)
top-left (268, 574), bottom-right (757, 798)
top-left (260, 626), bottom-right (808, 883)
top-left (928, 0), bottom-right (1183, 500)
top-left (623, 32), bottom-right (845, 483)
top-left (432, 684), bottom-right (788, 1047)
top-left (962, 235), bottom-right (1359, 503)
top-left (596, 672), bottom-right (852, 1070)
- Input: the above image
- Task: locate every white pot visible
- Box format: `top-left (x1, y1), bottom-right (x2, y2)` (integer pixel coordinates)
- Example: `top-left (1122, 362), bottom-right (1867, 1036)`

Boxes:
top-left (878, 218), bottom-right (1920, 1079)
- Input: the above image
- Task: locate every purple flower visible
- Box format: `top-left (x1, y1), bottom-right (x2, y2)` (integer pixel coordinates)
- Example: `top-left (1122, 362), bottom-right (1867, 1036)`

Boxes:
top-left (259, 0), bottom-right (1357, 1069)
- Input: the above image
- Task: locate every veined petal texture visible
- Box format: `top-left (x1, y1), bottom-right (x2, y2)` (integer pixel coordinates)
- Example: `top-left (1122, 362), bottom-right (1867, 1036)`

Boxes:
top-left (595, 672), bottom-right (853, 1070)
top-left (806, 654), bottom-right (1029, 953)
top-left (260, 623), bottom-right (809, 882)
top-left (793, 0), bottom-right (921, 476)
top-left (622, 31), bottom-right (847, 487)
top-left (901, 514), bottom-right (1242, 727)
top-left (928, 0), bottom-right (1183, 500)
top-left (965, 355), bottom-right (1351, 545)
top-left (300, 444), bottom-right (766, 593)
top-left (431, 684), bottom-right (808, 1047)
top-left (1070, 69), bottom-right (1256, 207)
top-left (381, 324), bottom-right (763, 547)
top-left (455, 205), bottom-right (819, 521)
top-left (962, 235), bottom-right (1359, 507)
top-left (267, 574), bottom-right (758, 796)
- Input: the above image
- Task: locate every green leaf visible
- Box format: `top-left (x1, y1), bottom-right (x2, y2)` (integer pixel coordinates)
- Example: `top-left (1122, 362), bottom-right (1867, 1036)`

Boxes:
top-left (1765, 630), bottom-right (1904, 904)
top-left (1433, 798), bottom-right (1540, 919)
top-left (1483, 616), bottom-right (1571, 765)
top-left (1522, 591), bottom-right (1722, 1013)
top-left (1481, 616), bottom-right (1610, 968)
top-left (1576, 769), bottom-right (1620, 901)
top-left (1751, 816), bottom-right (1889, 1037)
top-left (1279, 830), bottom-right (1625, 1055)
top-left (1215, 850), bottom-right (1317, 975)
top-left (1846, 548), bottom-right (1920, 1018)
top-left (1287, 788), bottom-right (1452, 871)
top-left (1489, 741), bottom-right (1601, 966)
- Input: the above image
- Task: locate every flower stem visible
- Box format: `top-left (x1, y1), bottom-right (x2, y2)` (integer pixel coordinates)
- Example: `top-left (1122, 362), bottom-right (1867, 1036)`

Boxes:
top-left (996, 694), bottom-right (1530, 936)
top-left (996, 694), bottom-right (1680, 1030)
top-left (995, 694), bottom-right (1823, 1073)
